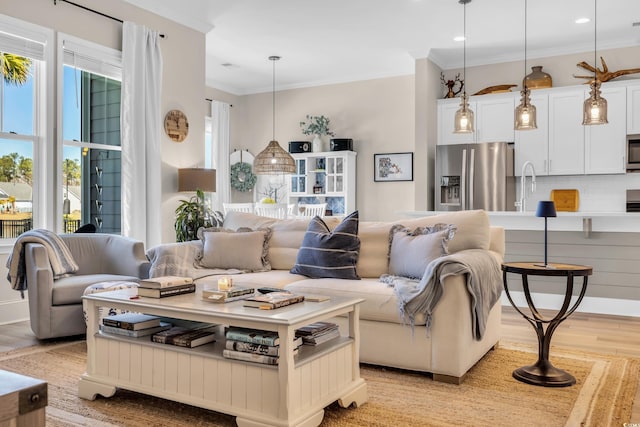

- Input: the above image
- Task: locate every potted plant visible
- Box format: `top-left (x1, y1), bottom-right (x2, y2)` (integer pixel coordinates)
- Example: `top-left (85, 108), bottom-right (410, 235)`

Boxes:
top-left (174, 189), bottom-right (223, 242)
top-left (299, 115), bottom-right (335, 152)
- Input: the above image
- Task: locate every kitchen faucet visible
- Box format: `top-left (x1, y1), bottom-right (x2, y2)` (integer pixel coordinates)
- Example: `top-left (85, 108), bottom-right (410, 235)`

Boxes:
top-left (516, 161), bottom-right (536, 212)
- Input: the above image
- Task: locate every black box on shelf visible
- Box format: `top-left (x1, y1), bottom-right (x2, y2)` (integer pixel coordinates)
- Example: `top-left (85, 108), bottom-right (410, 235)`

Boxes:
top-left (288, 141), bottom-right (311, 153)
top-left (330, 138), bottom-right (353, 151)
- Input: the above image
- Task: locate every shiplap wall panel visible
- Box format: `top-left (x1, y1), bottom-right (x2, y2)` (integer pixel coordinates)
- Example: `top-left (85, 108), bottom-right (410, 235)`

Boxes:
top-left (505, 230), bottom-right (640, 300)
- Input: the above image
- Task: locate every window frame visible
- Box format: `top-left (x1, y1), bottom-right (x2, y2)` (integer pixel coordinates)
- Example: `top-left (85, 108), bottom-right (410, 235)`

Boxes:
top-left (57, 33), bottom-right (123, 234)
top-left (0, 14), bottom-right (53, 247)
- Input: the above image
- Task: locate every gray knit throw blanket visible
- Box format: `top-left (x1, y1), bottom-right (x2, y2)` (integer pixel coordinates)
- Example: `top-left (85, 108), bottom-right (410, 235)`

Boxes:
top-left (7, 229), bottom-right (79, 297)
top-left (381, 249), bottom-right (502, 340)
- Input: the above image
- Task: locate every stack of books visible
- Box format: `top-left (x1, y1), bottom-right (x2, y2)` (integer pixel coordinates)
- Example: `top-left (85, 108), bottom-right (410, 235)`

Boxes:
top-left (137, 276), bottom-right (195, 298)
top-left (202, 286), bottom-right (255, 303)
top-left (295, 321), bottom-right (340, 346)
top-left (151, 321), bottom-right (217, 348)
top-left (242, 292), bottom-right (305, 310)
top-left (100, 312), bottom-right (172, 338)
top-left (222, 327), bottom-right (302, 365)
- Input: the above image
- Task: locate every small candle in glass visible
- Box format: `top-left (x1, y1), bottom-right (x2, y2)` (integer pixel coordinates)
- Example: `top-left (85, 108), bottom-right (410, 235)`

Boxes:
top-left (217, 276), bottom-right (233, 291)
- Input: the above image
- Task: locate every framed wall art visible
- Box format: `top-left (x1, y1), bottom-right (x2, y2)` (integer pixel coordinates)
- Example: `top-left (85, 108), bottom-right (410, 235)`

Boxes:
top-left (374, 152), bottom-right (413, 182)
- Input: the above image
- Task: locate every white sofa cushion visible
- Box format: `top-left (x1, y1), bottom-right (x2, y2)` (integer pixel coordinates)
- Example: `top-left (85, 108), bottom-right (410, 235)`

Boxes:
top-left (285, 278), bottom-right (427, 326)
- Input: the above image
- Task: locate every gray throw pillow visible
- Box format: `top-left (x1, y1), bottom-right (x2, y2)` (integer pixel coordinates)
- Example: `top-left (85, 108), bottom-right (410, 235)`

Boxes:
top-left (387, 223), bottom-right (457, 279)
top-left (290, 211), bottom-right (361, 280)
top-left (196, 227), bottom-right (272, 272)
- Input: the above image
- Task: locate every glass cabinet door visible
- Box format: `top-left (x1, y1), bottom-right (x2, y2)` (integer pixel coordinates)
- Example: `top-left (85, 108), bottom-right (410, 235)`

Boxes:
top-left (290, 158), bottom-right (307, 194)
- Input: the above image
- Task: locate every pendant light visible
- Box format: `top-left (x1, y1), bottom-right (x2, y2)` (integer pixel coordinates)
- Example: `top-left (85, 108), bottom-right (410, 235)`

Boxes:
top-left (453, 0), bottom-right (474, 134)
top-left (582, 0), bottom-right (608, 125)
top-left (514, 0), bottom-right (537, 130)
top-left (253, 56), bottom-right (296, 174)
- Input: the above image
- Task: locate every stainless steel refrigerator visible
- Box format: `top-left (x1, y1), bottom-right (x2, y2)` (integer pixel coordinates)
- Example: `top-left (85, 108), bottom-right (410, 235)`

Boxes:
top-left (435, 141), bottom-right (515, 211)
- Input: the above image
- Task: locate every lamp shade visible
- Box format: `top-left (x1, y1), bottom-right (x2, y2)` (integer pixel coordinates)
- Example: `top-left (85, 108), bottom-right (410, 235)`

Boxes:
top-left (535, 200), bottom-right (557, 218)
top-left (178, 168), bottom-right (216, 192)
top-left (253, 140), bottom-right (296, 175)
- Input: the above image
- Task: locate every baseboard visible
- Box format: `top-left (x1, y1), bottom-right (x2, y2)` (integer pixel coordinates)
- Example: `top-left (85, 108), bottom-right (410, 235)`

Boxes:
top-left (501, 292), bottom-right (640, 318)
top-left (0, 299), bottom-right (29, 325)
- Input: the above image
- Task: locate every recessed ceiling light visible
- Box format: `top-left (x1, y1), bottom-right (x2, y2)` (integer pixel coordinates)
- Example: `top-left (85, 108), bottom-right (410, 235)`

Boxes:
top-left (575, 17), bottom-right (591, 24)
top-left (454, 36), bottom-right (466, 42)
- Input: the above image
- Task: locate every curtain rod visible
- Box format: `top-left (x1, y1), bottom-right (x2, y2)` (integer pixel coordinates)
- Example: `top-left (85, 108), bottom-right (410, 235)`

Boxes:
top-left (53, 0), bottom-right (166, 38)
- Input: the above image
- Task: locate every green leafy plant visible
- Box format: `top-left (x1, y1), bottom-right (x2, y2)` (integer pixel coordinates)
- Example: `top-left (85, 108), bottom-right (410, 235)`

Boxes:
top-left (299, 115), bottom-right (335, 137)
top-left (174, 189), bottom-right (223, 242)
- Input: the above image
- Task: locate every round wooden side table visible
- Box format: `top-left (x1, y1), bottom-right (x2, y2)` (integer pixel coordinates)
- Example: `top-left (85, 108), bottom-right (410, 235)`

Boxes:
top-left (501, 262), bottom-right (593, 387)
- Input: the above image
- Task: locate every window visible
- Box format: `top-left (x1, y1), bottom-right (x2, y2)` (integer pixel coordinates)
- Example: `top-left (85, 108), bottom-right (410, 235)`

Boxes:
top-left (0, 18), bottom-right (46, 238)
top-left (61, 35), bottom-right (122, 233)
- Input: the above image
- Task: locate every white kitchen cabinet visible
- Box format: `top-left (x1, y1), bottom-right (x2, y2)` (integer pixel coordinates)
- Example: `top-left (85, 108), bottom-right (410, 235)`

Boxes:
top-left (515, 92), bottom-right (549, 176)
top-left (437, 99), bottom-right (476, 145)
top-left (585, 85), bottom-right (627, 174)
top-left (628, 84), bottom-right (640, 134)
top-left (548, 87), bottom-right (585, 175)
top-left (288, 150), bottom-right (356, 216)
top-left (475, 95), bottom-right (515, 143)
top-left (437, 93), bottom-right (514, 145)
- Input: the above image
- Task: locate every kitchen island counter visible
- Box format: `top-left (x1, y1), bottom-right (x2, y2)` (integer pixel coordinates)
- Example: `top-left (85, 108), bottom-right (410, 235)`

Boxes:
top-left (400, 211), bottom-right (640, 233)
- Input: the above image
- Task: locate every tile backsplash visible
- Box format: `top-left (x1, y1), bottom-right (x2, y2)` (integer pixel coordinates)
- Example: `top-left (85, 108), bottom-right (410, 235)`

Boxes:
top-left (516, 173), bottom-right (640, 212)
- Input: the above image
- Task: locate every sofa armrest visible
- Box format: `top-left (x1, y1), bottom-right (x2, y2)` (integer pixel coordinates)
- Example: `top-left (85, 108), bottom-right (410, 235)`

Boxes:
top-left (25, 243), bottom-right (56, 338)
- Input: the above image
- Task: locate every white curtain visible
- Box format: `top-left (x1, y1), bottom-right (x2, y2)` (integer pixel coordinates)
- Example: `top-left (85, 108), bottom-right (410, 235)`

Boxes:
top-left (121, 22), bottom-right (163, 248)
top-left (211, 100), bottom-right (231, 211)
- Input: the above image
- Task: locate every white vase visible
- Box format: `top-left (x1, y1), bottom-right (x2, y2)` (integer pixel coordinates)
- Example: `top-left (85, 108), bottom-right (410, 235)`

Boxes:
top-left (312, 134), bottom-right (323, 152)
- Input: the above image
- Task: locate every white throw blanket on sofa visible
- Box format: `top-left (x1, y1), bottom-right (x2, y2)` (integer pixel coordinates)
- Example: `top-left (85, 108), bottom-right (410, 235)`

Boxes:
top-left (6, 229), bottom-right (79, 296)
top-left (382, 249), bottom-right (502, 340)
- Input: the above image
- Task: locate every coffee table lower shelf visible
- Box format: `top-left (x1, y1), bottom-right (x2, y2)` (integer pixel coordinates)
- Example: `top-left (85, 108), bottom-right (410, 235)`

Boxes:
top-left (79, 292), bottom-right (367, 427)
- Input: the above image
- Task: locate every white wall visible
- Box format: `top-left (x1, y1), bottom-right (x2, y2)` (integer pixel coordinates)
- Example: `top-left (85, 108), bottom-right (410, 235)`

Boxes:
top-left (0, 0), bottom-right (206, 324)
top-left (209, 76), bottom-right (416, 221)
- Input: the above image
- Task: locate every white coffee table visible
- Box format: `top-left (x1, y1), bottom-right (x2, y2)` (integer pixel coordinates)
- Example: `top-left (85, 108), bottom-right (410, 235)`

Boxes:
top-left (79, 286), bottom-right (367, 427)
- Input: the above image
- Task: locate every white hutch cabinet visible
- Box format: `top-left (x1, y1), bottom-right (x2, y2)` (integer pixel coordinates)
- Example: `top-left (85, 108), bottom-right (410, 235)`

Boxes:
top-left (288, 151), bottom-right (357, 216)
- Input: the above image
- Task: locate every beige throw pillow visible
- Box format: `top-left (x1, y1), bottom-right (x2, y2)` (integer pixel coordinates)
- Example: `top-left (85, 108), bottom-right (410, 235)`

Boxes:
top-left (387, 223), bottom-right (456, 279)
top-left (196, 227), bottom-right (272, 272)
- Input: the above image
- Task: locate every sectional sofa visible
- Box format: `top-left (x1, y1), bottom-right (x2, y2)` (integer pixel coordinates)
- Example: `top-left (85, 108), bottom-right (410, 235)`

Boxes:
top-left (147, 209), bottom-right (505, 383)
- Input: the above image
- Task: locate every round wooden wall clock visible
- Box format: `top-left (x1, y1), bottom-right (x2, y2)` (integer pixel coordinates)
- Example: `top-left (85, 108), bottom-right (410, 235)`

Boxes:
top-left (164, 109), bottom-right (189, 142)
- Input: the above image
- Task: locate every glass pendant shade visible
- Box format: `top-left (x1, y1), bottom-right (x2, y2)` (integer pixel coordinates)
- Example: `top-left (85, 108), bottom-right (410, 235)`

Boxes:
top-left (253, 56), bottom-right (296, 175)
top-left (582, 80), bottom-right (608, 125)
top-left (453, 93), bottom-right (474, 133)
top-left (253, 140), bottom-right (296, 174)
top-left (515, 87), bottom-right (538, 130)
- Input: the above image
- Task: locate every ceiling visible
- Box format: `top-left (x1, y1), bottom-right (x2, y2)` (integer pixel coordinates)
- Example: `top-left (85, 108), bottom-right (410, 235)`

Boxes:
top-left (123, 0), bottom-right (640, 95)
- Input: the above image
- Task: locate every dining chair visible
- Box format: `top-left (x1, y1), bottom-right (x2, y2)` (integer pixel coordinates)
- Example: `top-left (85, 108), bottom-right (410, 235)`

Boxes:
top-left (297, 203), bottom-right (327, 218)
top-left (254, 203), bottom-right (288, 219)
top-left (223, 202), bottom-right (255, 215)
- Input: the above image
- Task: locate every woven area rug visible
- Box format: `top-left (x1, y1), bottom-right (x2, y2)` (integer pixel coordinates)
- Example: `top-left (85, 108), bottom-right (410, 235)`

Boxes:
top-left (0, 340), bottom-right (637, 427)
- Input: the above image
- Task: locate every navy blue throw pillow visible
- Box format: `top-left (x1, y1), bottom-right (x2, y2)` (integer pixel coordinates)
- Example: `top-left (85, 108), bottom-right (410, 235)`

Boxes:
top-left (290, 211), bottom-right (361, 280)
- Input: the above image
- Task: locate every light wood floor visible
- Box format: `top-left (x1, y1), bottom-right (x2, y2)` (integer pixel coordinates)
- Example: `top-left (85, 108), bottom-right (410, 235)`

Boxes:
top-left (1, 307), bottom-right (639, 422)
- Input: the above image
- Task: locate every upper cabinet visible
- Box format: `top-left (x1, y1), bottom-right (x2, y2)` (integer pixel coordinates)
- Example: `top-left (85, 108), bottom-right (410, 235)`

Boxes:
top-left (515, 92), bottom-right (549, 176)
top-left (628, 84), bottom-right (640, 134)
top-left (441, 81), bottom-right (635, 178)
top-left (585, 85), bottom-right (627, 174)
top-left (548, 87), bottom-right (585, 175)
top-left (475, 95), bottom-right (515, 143)
top-left (437, 93), bottom-right (514, 145)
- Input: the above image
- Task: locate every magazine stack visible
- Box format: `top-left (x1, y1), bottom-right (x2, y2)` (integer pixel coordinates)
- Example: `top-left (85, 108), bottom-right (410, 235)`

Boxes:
top-left (295, 321), bottom-right (340, 346)
top-left (222, 327), bottom-right (303, 365)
